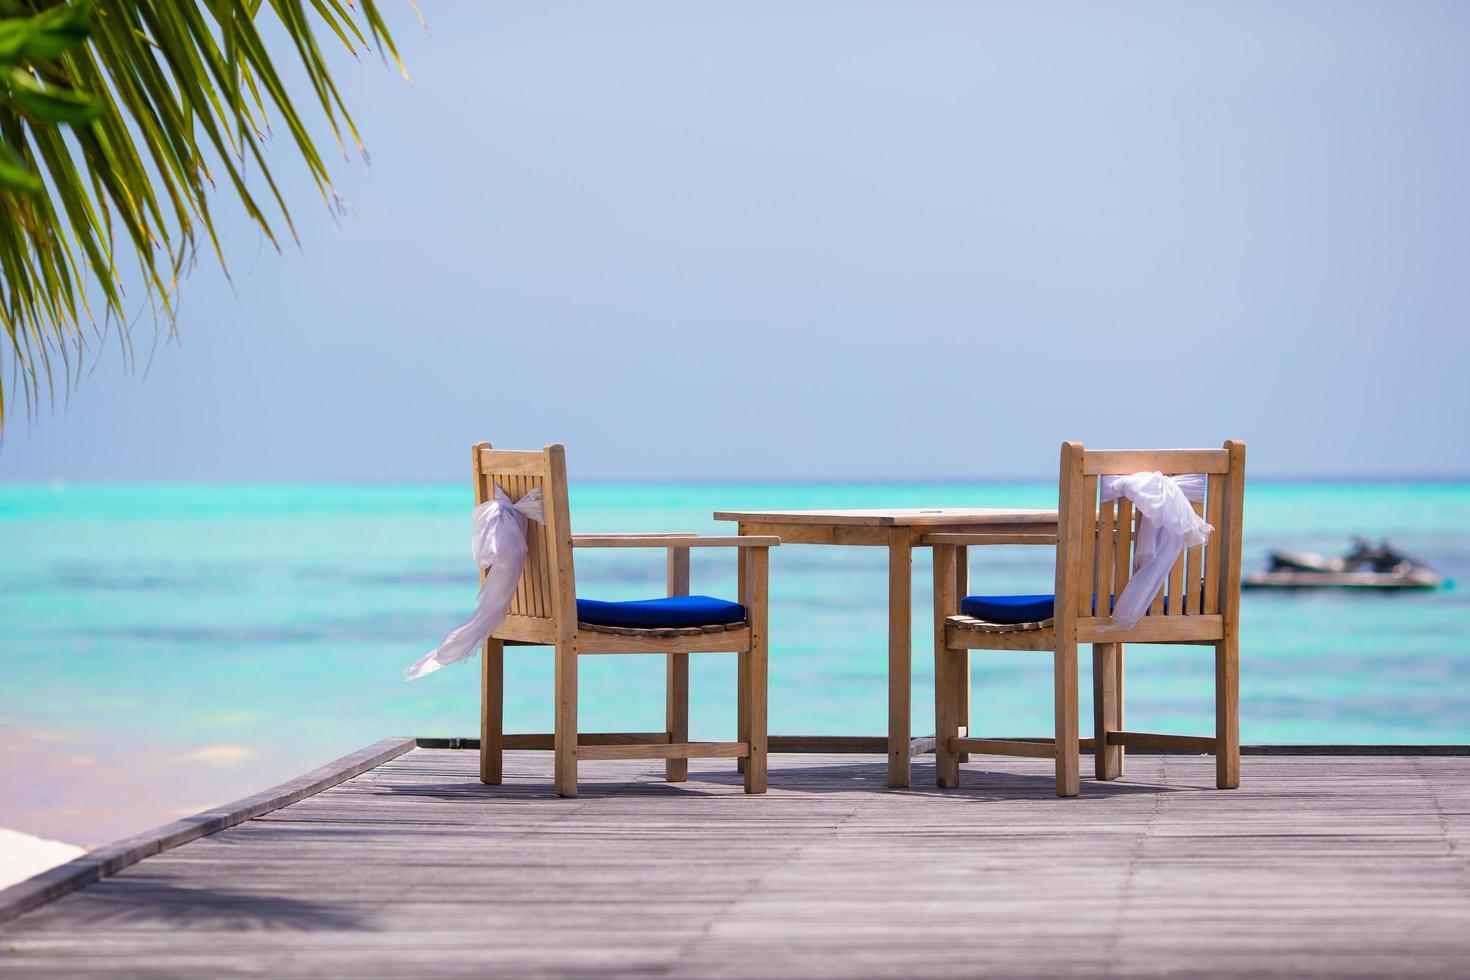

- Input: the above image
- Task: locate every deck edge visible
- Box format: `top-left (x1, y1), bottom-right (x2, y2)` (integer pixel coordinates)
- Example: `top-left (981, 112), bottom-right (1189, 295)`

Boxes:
top-left (0, 736), bottom-right (416, 927)
top-left (414, 737), bottom-right (1470, 756)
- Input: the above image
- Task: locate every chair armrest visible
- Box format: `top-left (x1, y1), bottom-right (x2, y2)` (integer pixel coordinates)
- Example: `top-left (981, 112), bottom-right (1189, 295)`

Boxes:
top-left (921, 532), bottom-right (1058, 546)
top-left (573, 534), bottom-right (780, 549)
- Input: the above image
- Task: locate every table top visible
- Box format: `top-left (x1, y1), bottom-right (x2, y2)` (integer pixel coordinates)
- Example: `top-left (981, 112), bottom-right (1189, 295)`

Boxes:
top-left (713, 507), bottom-right (1058, 528)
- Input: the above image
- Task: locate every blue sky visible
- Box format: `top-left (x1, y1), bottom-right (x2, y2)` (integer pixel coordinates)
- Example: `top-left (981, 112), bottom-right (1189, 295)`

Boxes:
top-left (3, 1), bottom-right (1468, 481)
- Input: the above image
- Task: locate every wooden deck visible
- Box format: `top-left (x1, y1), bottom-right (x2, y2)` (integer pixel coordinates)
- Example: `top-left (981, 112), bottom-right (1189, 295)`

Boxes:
top-left (4, 747), bottom-right (1469, 978)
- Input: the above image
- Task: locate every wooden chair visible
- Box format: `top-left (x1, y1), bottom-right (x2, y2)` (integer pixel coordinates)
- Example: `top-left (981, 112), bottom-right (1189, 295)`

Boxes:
top-left (473, 442), bottom-right (777, 797)
top-left (931, 441), bottom-right (1245, 797)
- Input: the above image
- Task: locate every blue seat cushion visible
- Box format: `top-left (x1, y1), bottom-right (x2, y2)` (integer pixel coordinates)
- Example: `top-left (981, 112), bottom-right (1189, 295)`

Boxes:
top-left (960, 594), bottom-right (1057, 624)
top-left (960, 593), bottom-right (1193, 623)
top-left (576, 595), bottom-right (747, 629)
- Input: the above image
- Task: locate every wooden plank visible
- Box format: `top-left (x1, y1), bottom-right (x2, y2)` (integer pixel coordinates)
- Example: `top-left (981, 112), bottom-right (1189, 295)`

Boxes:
top-left (945, 622), bottom-right (1055, 651)
top-left (1092, 643), bottom-right (1121, 780)
top-left (742, 545), bottom-right (769, 794)
top-left (712, 508), bottom-right (1058, 527)
top-left (493, 615), bottom-right (555, 645)
top-left (1076, 615), bottom-right (1224, 643)
top-left (1108, 730), bottom-right (1217, 753)
top-left (574, 628), bottom-right (751, 655)
top-left (736, 529), bottom-right (749, 776)
top-left (572, 534), bottom-right (780, 548)
top-left (1150, 532), bottom-right (1168, 616)
top-left (1052, 442), bottom-right (1085, 797)
top-left (545, 444), bottom-right (578, 799)
top-left (949, 737), bottom-right (1058, 758)
top-left (1166, 537), bottom-right (1186, 617)
top-left (933, 543), bottom-right (960, 788)
top-left (475, 442), bottom-right (503, 787)
top-left (1218, 439), bottom-right (1247, 789)
top-left (521, 487), bottom-right (541, 617)
top-left (767, 736), bottom-right (888, 753)
top-left (7, 747), bottom-right (1470, 980)
top-left (954, 545), bottom-right (970, 763)
top-left (1116, 644), bottom-right (1126, 775)
top-left (887, 526), bottom-right (913, 788)
top-left (1204, 472), bottom-right (1225, 615)
top-left (1095, 498), bottom-right (1116, 613)
top-left (510, 473), bottom-right (531, 616)
top-left (414, 736), bottom-right (1470, 755)
top-left (920, 532), bottom-right (1058, 546)
top-left (1114, 497), bottom-right (1134, 598)
top-left (475, 449), bottom-right (548, 475)
top-left (1184, 499), bottom-right (1204, 615)
top-left (0, 737), bottom-right (415, 926)
top-left (1076, 475), bottom-right (1098, 619)
top-left (531, 476), bottom-right (551, 617)
top-left (666, 546), bottom-right (691, 783)
top-left (735, 522), bottom-right (1058, 547)
top-left (576, 741), bottom-right (748, 761)
top-left (501, 732), bottom-right (672, 749)
top-left (920, 522), bottom-right (1060, 537)
top-left (537, 479), bottom-right (556, 618)
top-left (1081, 448), bottom-right (1231, 475)
top-left (479, 639), bottom-right (503, 785)
top-left (727, 522), bottom-right (886, 546)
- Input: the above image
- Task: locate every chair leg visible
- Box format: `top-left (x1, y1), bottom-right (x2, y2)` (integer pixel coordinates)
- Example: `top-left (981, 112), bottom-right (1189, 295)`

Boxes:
top-left (736, 650), bottom-right (749, 775)
top-left (934, 645), bottom-right (961, 789)
top-left (743, 638), bottom-right (768, 795)
top-left (743, 546), bottom-right (769, 795)
top-left (1054, 643), bottom-right (1080, 797)
top-left (1092, 642), bottom-right (1121, 781)
top-left (932, 543), bottom-right (960, 788)
top-left (666, 652), bottom-right (689, 783)
top-left (1216, 635), bottom-right (1240, 789)
top-left (553, 640), bottom-right (577, 798)
top-left (954, 650), bottom-right (972, 763)
top-left (479, 638), bottom-right (504, 785)
top-left (1116, 644), bottom-right (1126, 776)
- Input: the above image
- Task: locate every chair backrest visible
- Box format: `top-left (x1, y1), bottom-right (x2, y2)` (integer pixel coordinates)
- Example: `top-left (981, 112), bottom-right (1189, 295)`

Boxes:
top-left (472, 442), bottom-right (576, 635)
top-left (1054, 441), bottom-right (1245, 638)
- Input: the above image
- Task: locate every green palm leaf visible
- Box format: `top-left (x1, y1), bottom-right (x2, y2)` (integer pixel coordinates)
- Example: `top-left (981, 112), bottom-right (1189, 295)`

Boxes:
top-left (0, 0), bottom-right (406, 429)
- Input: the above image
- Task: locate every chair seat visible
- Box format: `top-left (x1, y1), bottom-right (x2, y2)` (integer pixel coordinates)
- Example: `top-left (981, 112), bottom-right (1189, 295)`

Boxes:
top-left (960, 594), bottom-right (1057, 624)
top-left (576, 595), bottom-right (746, 629)
top-left (959, 592), bottom-right (1192, 630)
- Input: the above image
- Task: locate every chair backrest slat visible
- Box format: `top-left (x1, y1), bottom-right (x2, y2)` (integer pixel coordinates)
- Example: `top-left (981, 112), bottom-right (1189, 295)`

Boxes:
top-left (1096, 497), bottom-right (1116, 618)
top-left (1203, 471), bottom-right (1226, 616)
top-left (1113, 498), bottom-right (1133, 598)
top-left (472, 442), bottom-right (576, 626)
top-left (1076, 474), bottom-right (1099, 619)
top-left (1082, 449), bottom-right (1230, 475)
top-left (1184, 498), bottom-right (1204, 615)
top-left (1056, 442), bottom-right (1245, 631)
top-left (1166, 536), bottom-right (1186, 614)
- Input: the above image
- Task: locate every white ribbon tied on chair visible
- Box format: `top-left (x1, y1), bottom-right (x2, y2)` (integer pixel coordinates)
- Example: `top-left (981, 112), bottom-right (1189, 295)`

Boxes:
top-left (405, 485), bottom-right (546, 680)
top-left (1099, 472), bottom-right (1211, 631)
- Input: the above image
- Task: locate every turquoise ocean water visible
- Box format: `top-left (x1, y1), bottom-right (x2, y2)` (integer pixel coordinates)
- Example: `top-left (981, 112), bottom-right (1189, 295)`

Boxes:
top-left (2, 480), bottom-right (1467, 843)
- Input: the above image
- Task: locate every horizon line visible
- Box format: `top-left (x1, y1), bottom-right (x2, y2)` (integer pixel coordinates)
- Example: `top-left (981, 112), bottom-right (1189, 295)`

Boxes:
top-left (3, 472), bottom-right (1470, 487)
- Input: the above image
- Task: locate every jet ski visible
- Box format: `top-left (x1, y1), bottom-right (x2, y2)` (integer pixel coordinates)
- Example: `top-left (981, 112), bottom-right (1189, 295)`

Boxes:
top-left (1244, 536), bottom-right (1444, 590)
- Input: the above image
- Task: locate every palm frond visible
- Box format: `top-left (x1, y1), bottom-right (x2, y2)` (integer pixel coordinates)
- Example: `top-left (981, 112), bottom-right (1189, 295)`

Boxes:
top-left (0, 0), bottom-right (405, 430)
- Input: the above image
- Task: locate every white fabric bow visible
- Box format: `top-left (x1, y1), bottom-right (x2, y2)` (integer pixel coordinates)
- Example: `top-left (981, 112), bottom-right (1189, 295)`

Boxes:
top-left (1098, 472), bottom-right (1211, 631)
top-left (405, 485), bottom-right (546, 680)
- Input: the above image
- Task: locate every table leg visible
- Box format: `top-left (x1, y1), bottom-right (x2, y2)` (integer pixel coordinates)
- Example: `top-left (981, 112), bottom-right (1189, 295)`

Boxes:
top-left (736, 525), bottom-right (749, 775)
top-left (954, 545), bottom-right (970, 762)
top-left (888, 527), bottom-right (913, 788)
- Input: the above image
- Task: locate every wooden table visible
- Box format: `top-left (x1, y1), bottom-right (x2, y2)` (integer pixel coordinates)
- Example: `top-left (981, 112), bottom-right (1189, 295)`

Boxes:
top-left (713, 507), bottom-right (1059, 787)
